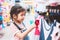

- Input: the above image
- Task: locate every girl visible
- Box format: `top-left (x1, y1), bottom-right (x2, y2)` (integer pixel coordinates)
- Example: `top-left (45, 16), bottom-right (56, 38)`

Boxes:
top-left (9, 5), bottom-right (36, 40)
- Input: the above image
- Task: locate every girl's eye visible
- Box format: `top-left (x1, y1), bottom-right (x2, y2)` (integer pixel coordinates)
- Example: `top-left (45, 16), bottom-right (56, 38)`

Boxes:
top-left (21, 14), bottom-right (25, 16)
top-left (21, 14), bottom-right (23, 16)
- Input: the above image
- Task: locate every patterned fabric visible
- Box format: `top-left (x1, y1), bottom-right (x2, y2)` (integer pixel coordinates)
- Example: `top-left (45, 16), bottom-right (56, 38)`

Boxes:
top-left (40, 19), bottom-right (56, 40)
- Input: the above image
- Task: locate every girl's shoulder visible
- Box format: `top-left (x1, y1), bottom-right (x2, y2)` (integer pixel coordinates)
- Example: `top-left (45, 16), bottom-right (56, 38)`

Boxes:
top-left (7, 22), bottom-right (20, 33)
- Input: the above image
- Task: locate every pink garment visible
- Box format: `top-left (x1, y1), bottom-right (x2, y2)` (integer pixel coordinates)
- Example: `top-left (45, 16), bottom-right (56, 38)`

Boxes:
top-left (9, 23), bottom-right (24, 40)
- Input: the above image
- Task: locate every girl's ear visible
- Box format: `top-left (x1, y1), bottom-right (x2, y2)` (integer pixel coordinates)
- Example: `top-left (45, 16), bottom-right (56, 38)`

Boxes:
top-left (13, 14), bottom-right (17, 19)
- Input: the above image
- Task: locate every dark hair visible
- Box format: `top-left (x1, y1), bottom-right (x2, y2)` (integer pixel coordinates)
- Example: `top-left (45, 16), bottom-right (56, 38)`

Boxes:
top-left (10, 5), bottom-right (25, 19)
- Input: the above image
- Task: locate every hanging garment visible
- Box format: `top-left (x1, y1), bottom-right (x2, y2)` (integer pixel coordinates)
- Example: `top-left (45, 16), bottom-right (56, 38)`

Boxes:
top-left (47, 20), bottom-right (56, 40)
top-left (35, 15), bottom-right (44, 40)
top-left (51, 22), bottom-right (60, 40)
top-left (39, 19), bottom-right (45, 40)
top-left (40, 19), bottom-right (56, 40)
top-left (34, 20), bottom-right (40, 40)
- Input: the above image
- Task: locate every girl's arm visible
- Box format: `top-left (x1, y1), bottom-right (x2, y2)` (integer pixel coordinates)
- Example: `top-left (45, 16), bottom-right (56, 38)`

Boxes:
top-left (15, 24), bottom-right (35, 39)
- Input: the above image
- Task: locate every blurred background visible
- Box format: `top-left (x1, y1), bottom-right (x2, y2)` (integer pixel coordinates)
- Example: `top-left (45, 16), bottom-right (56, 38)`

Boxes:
top-left (0, 0), bottom-right (60, 40)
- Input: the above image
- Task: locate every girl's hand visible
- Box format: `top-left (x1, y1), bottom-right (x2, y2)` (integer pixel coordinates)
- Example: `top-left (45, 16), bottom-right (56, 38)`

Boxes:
top-left (30, 23), bottom-right (36, 29)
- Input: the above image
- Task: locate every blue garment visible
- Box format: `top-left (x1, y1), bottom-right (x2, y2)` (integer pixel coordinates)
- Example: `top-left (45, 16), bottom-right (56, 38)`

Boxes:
top-left (47, 20), bottom-right (56, 40)
top-left (24, 34), bottom-right (29, 40)
top-left (2, 24), bottom-right (5, 28)
top-left (15, 0), bottom-right (20, 2)
top-left (0, 7), bottom-right (2, 12)
top-left (50, 12), bottom-right (54, 16)
top-left (0, 24), bottom-right (5, 29)
top-left (0, 15), bottom-right (3, 21)
top-left (39, 19), bottom-right (56, 40)
top-left (39, 19), bottom-right (45, 40)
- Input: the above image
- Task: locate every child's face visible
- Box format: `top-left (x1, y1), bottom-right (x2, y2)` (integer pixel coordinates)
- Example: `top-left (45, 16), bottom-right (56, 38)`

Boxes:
top-left (15, 11), bottom-right (26, 23)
